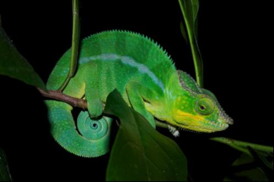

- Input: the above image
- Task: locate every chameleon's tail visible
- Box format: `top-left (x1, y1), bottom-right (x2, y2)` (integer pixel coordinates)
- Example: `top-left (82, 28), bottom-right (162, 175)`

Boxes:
top-left (45, 100), bottom-right (112, 157)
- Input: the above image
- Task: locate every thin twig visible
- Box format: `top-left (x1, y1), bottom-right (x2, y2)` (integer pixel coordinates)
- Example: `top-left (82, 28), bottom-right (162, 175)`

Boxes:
top-left (37, 88), bottom-right (87, 109)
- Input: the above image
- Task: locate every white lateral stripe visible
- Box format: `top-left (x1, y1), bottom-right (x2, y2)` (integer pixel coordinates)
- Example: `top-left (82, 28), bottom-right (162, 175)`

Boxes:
top-left (80, 53), bottom-right (164, 90)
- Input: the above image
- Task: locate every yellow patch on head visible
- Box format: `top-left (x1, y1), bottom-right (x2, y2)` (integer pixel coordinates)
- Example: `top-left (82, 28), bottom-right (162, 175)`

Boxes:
top-left (170, 109), bottom-right (206, 129)
top-left (175, 110), bottom-right (205, 121)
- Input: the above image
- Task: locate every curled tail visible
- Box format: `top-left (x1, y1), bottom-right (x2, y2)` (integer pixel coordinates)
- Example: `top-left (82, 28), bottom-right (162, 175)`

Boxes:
top-left (46, 100), bottom-right (112, 157)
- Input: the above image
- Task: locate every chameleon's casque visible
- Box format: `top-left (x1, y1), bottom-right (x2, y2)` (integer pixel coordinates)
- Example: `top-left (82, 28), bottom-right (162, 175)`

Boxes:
top-left (46, 30), bottom-right (233, 157)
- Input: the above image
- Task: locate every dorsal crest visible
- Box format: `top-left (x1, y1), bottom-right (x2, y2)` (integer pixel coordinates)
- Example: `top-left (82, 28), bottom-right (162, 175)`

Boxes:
top-left (177, 70), bottom-right (201, 94)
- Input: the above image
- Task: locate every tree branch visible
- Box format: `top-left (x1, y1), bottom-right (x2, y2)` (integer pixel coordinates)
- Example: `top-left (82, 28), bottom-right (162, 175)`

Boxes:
top-left (37, 88), bottom-right (87, 109)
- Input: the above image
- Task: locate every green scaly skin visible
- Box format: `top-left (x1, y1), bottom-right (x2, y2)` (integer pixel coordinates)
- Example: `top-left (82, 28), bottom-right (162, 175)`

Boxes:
top-left (46, 30), bottom-right (233, 157)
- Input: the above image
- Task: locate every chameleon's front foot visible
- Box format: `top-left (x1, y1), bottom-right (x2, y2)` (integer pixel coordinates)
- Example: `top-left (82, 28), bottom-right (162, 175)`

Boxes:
top-left (156, 121), bottom-right (180, 137)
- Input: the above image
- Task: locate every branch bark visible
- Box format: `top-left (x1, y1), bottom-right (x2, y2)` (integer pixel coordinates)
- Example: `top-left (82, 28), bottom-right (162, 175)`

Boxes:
top-left (37, 88), bottom-right (87, 109)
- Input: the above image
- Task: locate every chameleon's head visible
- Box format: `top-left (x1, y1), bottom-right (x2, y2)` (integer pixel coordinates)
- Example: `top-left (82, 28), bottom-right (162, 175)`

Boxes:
top-left (172, 92), bottom-right (233, 132)
top-left (168, 71), bottom-right (233, 133)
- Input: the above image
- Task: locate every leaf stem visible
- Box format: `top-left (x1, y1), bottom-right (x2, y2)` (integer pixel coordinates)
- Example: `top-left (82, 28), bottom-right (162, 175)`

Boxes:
top-left (211, 137), bottom-right (273, 155)
top-left (58, 0), bottom-right (80, 91)
top-left (178, 0), bottom-right (203, 87)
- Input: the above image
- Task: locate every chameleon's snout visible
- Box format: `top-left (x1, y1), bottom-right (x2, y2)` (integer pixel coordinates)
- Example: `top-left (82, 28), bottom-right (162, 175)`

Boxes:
top-left (225, 117), bottom-right (233, 125)
top-left (219, 109), bottom-right (234, 125)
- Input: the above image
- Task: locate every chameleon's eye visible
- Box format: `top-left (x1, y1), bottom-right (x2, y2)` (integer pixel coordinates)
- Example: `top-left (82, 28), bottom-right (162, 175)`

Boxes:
top-left (195, 97), bottom-right (215, 115)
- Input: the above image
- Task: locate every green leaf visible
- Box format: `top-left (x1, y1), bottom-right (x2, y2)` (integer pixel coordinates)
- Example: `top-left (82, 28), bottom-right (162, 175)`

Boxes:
top-left (178, 0), bottom-right (203, 87)
top-left (104, 90), bottom-right (187, 181)
top-left (0, 148), bottom-right (12, 181)
top-left (225, 153), bottom-right (268, 181)
top-left (212, 137), bottom-right (273, 181)
top-left (0, 26), bottom-right (45, 89)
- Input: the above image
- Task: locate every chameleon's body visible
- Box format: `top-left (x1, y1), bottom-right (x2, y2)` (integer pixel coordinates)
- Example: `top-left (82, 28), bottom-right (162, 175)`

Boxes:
top-left (46, 30), bottom-right (232, 157)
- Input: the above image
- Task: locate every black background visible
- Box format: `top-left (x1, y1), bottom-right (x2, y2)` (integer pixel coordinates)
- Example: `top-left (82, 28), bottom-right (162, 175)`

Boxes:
top-left (0, 1), bottom-right (272, 181)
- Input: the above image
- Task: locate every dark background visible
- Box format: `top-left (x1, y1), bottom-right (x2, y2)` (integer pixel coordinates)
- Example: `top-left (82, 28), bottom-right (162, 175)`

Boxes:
top-left (0, 1), bottom-right (272, 181)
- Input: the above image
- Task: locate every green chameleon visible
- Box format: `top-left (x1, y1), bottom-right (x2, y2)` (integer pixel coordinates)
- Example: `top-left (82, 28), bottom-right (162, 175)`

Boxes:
top-left (46, 30), bottom-right (233, 157)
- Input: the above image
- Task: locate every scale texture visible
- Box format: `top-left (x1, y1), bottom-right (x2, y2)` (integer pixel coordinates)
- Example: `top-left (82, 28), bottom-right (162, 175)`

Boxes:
top-left (46, 30), bottom-right (232, 157)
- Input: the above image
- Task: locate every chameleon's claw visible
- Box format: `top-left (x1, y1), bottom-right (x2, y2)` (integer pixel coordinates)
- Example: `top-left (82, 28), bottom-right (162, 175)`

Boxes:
top-left (168, 125), bottom-right (180, 137)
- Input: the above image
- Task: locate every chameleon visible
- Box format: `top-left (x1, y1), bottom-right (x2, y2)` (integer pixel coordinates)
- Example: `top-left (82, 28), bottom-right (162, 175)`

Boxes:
top-left (46, 30), bottom-right (233, 157)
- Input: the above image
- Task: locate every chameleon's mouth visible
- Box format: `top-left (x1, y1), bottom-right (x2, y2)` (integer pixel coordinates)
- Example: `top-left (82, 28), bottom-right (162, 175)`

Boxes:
top-left (175, 120), bottom-right (229, 133)
top-left (172, 111), bottom-right (233, 133)
top-left (196, 120), bottom-right (229, 132)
